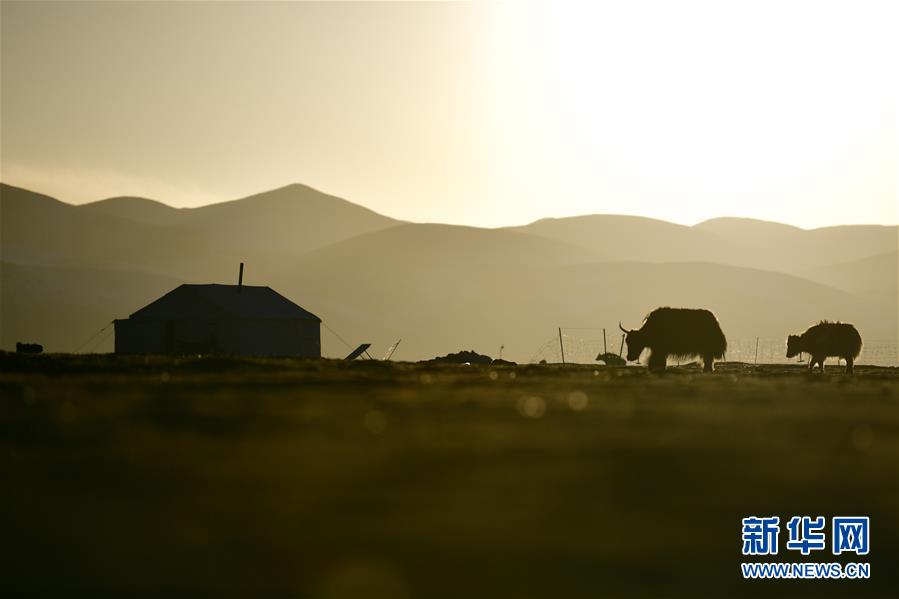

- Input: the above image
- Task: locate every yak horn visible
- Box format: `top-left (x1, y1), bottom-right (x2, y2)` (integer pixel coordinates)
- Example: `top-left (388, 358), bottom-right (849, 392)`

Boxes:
top-left (619, 322), bottom-right (629, 333)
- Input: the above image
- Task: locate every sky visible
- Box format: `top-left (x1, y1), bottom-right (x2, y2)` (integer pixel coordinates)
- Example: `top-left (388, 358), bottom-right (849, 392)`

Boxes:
top-left (1, 0), bottom-right (896, 229)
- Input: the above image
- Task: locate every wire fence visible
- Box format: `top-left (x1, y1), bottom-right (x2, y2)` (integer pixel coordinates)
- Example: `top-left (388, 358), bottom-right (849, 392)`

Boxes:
top-left (530, 330), bottom-right (899, 367)
top-left (530, 329), bottom-right (626, 365)
top-left (725, 337), bottom-right (898, 367)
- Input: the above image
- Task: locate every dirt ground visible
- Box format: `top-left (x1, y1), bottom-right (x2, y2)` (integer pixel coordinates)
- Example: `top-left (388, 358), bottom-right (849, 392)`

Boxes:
top-left (2, 354), bottom-right (897, 597)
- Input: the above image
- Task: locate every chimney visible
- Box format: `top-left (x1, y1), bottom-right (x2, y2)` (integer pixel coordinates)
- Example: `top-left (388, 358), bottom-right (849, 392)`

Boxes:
top-left (238, 262), bottom-right (244, 291)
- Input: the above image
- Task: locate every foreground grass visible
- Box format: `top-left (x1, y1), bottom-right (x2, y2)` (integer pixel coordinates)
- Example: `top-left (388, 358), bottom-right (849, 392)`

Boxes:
top-left (1, 354), bottom-right (897, 598)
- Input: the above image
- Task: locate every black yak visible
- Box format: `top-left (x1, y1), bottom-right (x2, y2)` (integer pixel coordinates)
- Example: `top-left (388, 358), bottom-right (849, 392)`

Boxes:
top-left (786, 321), bottom-right (862, 374)
top-left (620, 307), bottom-right (727, 372)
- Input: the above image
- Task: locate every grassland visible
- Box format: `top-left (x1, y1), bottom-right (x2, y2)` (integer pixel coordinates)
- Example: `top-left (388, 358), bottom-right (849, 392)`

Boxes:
top-left (1, 354), bottom-right (897, 598)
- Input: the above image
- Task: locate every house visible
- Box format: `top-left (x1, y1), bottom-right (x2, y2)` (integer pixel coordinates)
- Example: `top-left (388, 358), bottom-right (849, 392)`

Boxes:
top-left (114, 279), bottom-right (321, 357)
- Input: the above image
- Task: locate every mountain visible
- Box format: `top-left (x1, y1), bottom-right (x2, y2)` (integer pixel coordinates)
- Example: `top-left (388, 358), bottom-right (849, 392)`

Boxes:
top-left (694, 217), bottom-right (898, 271)
top-left (1, 261), bottom-right (183, 352)
top-left (0, 184), bottom-right (204, 276)
top-left (78, 183), bottom-right (400, 251)
top-left (133, 183), bottom-right (402, 256)
top-left (1, 221), bottom-right (589, 355)
top-left (1, 183), bottom-right (895, 361)
top-left (514, 214), bottom-right (898, 282)
top-left (2, 182), bottom-right (400, 282)
top-left (277, 226), bottom-right (894, 362)
top-left (802, 251), bottom-right (898, 308)
top-left (508, 215), bottom-right (734, 264)
top-left (693, 216), bottom-right (803, 238)
top-left (79, 196), bottom-right (186, 225)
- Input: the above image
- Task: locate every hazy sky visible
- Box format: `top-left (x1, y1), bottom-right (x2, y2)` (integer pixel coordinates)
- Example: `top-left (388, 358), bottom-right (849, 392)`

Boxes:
top-left (2, 1), bottom-right (896, 228)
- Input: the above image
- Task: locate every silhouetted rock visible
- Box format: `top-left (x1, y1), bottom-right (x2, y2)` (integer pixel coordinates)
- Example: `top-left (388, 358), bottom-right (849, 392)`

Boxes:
top-left (491, 358), bottom-right (517, 366)
top-left (423, 350), bottom-right (492, 365)
top-left (595, 352), bottom-right (625, 366)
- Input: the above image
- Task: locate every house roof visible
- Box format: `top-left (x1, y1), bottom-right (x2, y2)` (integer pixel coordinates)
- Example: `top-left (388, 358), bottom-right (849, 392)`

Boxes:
top-left (128, 284), bottom-right (321, 321)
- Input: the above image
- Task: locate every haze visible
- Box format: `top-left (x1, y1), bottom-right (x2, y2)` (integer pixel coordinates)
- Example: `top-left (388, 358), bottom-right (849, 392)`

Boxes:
top-left (1, 0), bottom-right (897, 228)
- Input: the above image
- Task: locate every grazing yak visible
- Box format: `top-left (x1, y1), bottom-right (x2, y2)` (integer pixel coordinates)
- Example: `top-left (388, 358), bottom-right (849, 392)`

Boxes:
top-left (786, 321), bottom-right (862, 374)
top-left (620, 307), bottom-right (727, 373)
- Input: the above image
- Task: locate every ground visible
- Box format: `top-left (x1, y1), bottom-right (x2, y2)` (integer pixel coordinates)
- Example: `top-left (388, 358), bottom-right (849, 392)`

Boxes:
top-left (1, 354), bottom-right (897, 598)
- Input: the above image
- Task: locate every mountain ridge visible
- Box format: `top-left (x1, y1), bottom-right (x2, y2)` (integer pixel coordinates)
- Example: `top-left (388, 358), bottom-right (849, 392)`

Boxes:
top-left (1, 182), bottom-right (895, 360)
top-left (8, 181), bottom-right (896, 233)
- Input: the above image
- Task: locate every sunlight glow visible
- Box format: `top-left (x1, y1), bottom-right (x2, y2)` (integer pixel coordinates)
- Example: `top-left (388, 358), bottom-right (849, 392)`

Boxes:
top-left (485, 0), bottom-right (897, 227)
top-left (1, 0), bottom-right (895, 228)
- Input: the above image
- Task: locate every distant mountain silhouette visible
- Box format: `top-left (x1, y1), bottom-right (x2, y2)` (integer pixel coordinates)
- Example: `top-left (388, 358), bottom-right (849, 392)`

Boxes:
top-left (150, 183), bottom-right (402, 256)
top-left (279, 226), bottom-right (894, 360)
top-left (516, 214), bottom-right (897, 273)
top-left (694, 216), bottom-right (803, 236)
top-left (509, 215), bottom-right (734, 264)
top-left (694, 217), bottom-right (897, 271)
top-left (1, 183), bottom-right (895, 360)
top-left (1, 260), bottom-right (183, 352)
top-left (802, 251), bottom-right (898, 308)
top-left (2, 182), bottom-right (399, 281)
top-left (1, 184), bottom-right (202, 276)
top-left (80, 196), bottom-right (186, 225)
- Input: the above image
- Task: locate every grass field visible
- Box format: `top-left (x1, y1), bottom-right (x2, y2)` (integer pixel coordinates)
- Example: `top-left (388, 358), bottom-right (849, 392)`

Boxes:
top-left (1, 354), bottom-right (897, 597)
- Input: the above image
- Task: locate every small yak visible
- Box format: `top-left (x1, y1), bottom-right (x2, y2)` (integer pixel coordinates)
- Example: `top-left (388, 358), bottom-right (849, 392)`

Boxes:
top-left (786, 321), bottom-right (862, 374)
top-left (620, 307), bottom-right (727, 373)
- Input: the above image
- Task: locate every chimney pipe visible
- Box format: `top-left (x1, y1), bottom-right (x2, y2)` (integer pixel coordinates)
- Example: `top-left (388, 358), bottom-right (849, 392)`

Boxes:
top-left (238, 262), bottom-right (244, 290)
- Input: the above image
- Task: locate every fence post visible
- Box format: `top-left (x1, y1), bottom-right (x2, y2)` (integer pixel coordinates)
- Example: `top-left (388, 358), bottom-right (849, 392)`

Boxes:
top-left (558, 328), bottom-right (566, 365)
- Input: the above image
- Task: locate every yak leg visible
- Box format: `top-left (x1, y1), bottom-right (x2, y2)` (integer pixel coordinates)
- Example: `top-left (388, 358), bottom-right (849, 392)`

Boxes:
top-left (648, 351), bottom-right (667, 372)
top-left (809, 356), bottom-right (825, 372)
top-left (845, 356), bottom-right (854, 374)
top-left (703, 353), bottom-right (714, 373)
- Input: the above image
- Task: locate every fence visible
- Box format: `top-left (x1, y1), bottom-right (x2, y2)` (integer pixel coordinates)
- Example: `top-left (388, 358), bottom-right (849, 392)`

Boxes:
top-left (530, 329), bottom-right (898, 367)
top-left (725, 337), bottom-right (897, 367)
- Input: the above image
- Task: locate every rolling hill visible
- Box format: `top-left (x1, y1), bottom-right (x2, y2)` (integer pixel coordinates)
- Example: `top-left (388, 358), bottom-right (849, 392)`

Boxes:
top-left (1, 261), bottom-right (183, 353)
top-left (507, 215), bottom-right (734, 264)
top-left (2, 182), bottom-right (401, 281)
top-left (1, 183), bottom-right (895, 361)
top-left (694, 217), bottom-right (898, 271)
top-left (278, 226), bottom-right (895, 361)
top-left (514, 214), bottom-right (898, 274)
top-left (802, 250), bottom-right (898, 308)
top-left (78, 196), bottom-right (188, 225)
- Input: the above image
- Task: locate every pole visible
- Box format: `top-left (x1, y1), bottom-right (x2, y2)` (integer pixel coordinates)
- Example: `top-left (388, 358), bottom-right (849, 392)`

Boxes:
top-left (603, 328), bottom-right (607, 354)
top-left (558, 328), bottom-right (566, 365)
top-left (619, 334), bottom-right (625, 357)
top-left (384, 339), bottom-right (401, 361)
top-left (754, 337), bottom-right (759, 365)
